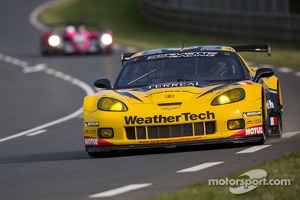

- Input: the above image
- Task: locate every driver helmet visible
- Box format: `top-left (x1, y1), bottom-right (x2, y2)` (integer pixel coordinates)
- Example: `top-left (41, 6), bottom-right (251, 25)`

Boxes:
top-left (210, 61), bottom-right (227, 77)
top-left (65, 25), bottom-right (76, 33)
top-left (78, 24), bottom-right (86, 32)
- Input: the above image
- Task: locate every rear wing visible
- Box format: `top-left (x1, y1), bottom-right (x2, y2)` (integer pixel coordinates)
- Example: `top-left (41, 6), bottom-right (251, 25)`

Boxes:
top-left (43, 22), bottom-right (100, 31)
top-left (121, 53), bottom-right (136, 66)
top-left (232, 44), bottom-right (271, 57)
top-left (120, 44), bottom-right (271, 66)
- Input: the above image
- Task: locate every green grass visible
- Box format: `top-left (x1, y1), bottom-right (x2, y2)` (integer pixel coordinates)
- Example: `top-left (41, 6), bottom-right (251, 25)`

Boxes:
top-left (40, 0), bottom-right (300, 68)
top-left (149, 150), bottom-right (300, 200)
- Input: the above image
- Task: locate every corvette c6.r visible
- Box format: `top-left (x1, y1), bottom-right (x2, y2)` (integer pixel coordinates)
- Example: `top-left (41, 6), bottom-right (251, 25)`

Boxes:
top-left (83, 44), bottom-right (282, 157)
top-left (40, 23), bottom-right (113, 55)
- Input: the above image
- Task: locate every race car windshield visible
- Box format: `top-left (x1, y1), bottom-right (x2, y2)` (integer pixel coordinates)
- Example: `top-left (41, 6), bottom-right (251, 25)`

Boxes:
top-left (114, 51), bottom-right (248, 89)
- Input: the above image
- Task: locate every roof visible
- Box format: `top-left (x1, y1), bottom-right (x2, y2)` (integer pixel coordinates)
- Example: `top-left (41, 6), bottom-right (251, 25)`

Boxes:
top-left (131, 45), bottom-right (235, 58)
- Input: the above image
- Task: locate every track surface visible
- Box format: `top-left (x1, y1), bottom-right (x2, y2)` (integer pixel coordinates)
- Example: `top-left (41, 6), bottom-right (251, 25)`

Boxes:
top-left (0, 1), bottom-right (299, 200)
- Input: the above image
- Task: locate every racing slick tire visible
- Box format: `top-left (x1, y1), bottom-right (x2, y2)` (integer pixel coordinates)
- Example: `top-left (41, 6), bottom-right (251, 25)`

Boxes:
top-left (40, 42), bottom-right (49, 55)
top-left (258, 91), bottom-right (268, 145)
top-left (88, 152), bottom-right (101, 158)
top-left (270, 83), bottom-right (283, 136)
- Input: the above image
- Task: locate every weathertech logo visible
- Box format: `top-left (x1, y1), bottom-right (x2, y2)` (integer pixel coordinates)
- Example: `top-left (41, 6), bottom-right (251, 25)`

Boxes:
top-left (124, 111), bottom-right (215, 125)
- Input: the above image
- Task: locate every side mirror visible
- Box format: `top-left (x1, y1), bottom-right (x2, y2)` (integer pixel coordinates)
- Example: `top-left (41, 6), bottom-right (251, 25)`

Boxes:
top-left (94, 78), bottom-right (112, 89)
top-left (252, 68), bottom-right (274, 83)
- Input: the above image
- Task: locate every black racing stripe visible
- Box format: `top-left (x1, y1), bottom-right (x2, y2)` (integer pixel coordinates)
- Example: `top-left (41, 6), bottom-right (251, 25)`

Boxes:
top-left (117, 91), bottom-right (143, 102)
top-left (197, 83), bottom-right (230, 98)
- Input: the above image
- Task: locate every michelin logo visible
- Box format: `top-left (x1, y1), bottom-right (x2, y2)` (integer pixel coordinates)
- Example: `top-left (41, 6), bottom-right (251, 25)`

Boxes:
top-left (242, 111), bottom-right (261, 117)
top-left (84, 122), bottom-right (99, 127)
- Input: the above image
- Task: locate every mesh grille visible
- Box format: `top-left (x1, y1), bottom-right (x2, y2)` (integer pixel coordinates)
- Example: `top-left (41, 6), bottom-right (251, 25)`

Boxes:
top-left (126, 121), bottom-right (215, 140)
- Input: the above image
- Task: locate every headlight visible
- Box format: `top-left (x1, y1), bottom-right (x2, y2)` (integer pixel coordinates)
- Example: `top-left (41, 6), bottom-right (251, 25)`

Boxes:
top-left (227, 119), bottom-right (245, 130)
top-left (97, 97), bottom-right (127, 111)
top-left (100, 34), bottom-right (113, 45)
top-left (48, 35), bottom-right (61, 47)
top-left (98, 128), bottom-right (114, 138)
top-left (212, 88), bottom-right (245, 105)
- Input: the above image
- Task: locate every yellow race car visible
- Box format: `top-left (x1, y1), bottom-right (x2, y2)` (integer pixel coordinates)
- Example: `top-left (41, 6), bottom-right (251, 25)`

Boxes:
top-left (83, 44), bottom-right (282, 157)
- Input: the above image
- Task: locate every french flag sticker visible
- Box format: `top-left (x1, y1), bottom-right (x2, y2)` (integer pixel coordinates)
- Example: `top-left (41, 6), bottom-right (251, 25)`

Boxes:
top-left (268, 117), bottom-right (278, 126)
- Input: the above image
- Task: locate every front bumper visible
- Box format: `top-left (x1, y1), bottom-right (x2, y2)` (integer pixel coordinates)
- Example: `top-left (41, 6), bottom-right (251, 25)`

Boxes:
top-left (85, 135), bottom-right (264, 153)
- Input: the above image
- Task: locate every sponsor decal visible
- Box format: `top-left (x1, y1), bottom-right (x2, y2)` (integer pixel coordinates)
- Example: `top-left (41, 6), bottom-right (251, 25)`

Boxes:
top-left (124, 111), bottom-right (215, 125)
top-left (266, 100), bottom-right (274, 109)
top-left (147, 81), bottom-right (205, 90)
top-left (144, 90), bottom-right (199, 98)
top-left (165, 94), bottom-right (174, 98)
top-left (247, 119), bottom-right (262, 125)
top-left (245, 126), bottom-right (263, 135)
top-left (268, 117), bottom-right (278, 126)
top-left (138, 136), bottom-right (202, 144)
top-left (84, 129), bottom-right (97, 134)
top-left (147, 52), bottom-right (217, 60)
top-left (242, 111), bottom-right (261, 117)
top-left (84, 122), bottom-right (99, 127)
top-left (230, 125), bottom-right (263, 137)
top-left (84, 138), bottom-right (115, 146)
top-left (85, 138), bottom-right (98, 145)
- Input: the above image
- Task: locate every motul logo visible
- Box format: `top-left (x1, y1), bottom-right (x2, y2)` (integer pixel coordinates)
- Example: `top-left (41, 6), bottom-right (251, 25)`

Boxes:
top-left (246, 126), bottom-right (263, 135)
top-left (85, 138), bottom-right (98, 145)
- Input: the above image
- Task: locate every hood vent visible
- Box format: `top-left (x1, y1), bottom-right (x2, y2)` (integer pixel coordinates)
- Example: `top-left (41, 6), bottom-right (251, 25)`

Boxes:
top-left (157, 102), bottom-right (182, 106)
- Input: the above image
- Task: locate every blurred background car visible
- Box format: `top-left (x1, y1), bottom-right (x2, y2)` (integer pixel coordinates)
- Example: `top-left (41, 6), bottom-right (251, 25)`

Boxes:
top-left (39, 22), bottom-right (113, 55)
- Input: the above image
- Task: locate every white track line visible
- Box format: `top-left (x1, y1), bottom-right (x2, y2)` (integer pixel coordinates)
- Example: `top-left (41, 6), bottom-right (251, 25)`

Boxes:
top-left (29, 0), bottom-right (67, 31)
top-left (26, 129), bottom-right (47, 136)
top-left (0, 0), bottom-right (95, 143)
top-left (236, 145), bottom-right (271, 154)
top-left (0, 108), bottom-right (83, 143)
top-left (0, 54), bottom-right (94, 143)
top-left (177, 162), bottom-right (224, 173)
top-left (281, 131), bottom-right (300, 138)
top-left (88, 183), bottom-right (152, 198)
top-left (277, 67), bottom-right (293, 73)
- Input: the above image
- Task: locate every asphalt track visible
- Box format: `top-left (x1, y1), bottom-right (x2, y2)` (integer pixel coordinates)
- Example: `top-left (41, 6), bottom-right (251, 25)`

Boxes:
top-left (0, 1), bottom-right (299, 200)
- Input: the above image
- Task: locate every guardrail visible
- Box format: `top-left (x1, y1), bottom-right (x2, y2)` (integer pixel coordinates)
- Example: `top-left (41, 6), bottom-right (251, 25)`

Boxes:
top-left (139, 0), bottom-right (300, 42)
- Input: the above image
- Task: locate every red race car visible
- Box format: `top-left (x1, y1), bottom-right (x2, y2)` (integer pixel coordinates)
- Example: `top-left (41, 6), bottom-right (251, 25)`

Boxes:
top-left (40, 23), bottom-right (113, 55)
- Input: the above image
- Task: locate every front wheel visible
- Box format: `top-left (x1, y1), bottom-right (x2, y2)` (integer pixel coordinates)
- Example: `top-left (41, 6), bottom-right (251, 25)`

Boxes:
top-left (40, 43), bottom-right (48, 55)
top-left (270, 113), bottom-right (282, 136)
top-left (88, 152), bottom-right (102, 158)
top-left (258, 93), bottom-right (268, 145)
top-left (270, 84), bottom-right (283, 136)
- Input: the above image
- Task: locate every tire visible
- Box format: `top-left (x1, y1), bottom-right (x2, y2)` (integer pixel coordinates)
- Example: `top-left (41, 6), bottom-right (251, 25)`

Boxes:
top-left (88, 152), bottom-right (101, 158)
top-left (258, 91), bottom-right (268, 145)
top-left (40, 42), bottom-right (48, 55)
top-left (270, 113), bottom-right (282, 136)
top-left (270, 82), bottom-right (283, 136)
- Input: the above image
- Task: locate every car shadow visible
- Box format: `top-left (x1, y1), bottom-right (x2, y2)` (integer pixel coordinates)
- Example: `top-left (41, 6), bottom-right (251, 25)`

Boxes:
top-left (0, 150), bottom-right (90, 164)
top-left (88, 142), bottom-right (253, 158)
top-left (0, 142), bottom-right (260, 163)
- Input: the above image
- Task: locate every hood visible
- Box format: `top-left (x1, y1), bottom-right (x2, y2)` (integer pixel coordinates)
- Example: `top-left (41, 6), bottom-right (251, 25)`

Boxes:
top-left (114, 81), bottom-right (233, 104)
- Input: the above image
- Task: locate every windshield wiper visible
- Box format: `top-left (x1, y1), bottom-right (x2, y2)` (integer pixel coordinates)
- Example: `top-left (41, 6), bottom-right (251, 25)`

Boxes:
top-left (128, 68), bottom-right (158, 85)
